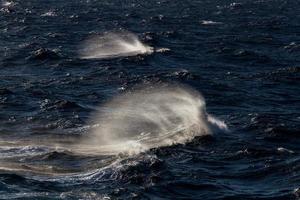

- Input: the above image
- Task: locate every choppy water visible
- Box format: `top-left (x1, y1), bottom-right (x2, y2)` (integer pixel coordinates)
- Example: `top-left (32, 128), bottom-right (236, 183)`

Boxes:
top-left (0, 0), bottom-right (300, 199)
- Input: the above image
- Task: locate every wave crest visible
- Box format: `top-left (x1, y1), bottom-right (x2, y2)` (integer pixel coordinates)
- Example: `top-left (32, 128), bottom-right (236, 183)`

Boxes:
top-left (80, 85), bottom-right (227, 154)
top-left (79, 31), bottom-right (153, 59)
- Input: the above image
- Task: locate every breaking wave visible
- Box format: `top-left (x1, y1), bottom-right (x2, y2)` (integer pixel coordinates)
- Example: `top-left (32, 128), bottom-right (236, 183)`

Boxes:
top-left (79, 31), bottom-right (154, 59)
top-left (80, 85), bottom-right (228, 155)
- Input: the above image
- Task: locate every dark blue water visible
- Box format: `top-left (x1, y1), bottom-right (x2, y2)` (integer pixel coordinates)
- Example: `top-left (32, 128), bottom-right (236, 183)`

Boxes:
top-left (1, 0), bottom-right (300, 199)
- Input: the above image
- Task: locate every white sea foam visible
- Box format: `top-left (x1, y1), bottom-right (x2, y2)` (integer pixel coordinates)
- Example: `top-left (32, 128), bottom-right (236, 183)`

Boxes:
top-left (41, 11), bottom-right (57, 17)
top-left (277, 147), bottom-right (294, 154)
top-left (2, 1), bottom-right (14, 7)
top-left (200, 20), bottom-right (223, 25)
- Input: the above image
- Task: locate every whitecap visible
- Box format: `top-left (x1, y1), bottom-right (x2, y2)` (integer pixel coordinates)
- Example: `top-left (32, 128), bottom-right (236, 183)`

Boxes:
top-left (41, 11), bottom-right (57, 17)
top-left (79, 85), bottom-right (228, 155)
top-left (79, 31), bottom-right (154, 59)
top-left (2, 1), bottom-right (14, 7)
top-left (200, 20), bottom-right (223, 25)
top-left (277, 147), bottom-right (294, 154)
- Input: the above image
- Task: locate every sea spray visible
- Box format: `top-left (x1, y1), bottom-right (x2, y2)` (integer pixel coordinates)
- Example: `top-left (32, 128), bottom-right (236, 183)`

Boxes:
top-left (0, 85), bottom-right (228, 175)
top-left (79, 31), bottom-right (154, 59)
top-left (80, 85), bottom-right (228, 154)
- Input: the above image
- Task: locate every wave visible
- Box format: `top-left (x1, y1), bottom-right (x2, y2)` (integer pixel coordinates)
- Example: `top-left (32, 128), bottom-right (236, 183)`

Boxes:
top-left (0, 85), bottom-right (228, 176)
top-left (79, 85), bottom-right (228, 155)
top-left (79, 31), bottom-right (154, 59)
top-left (200, 20), bottom-right (222, 25)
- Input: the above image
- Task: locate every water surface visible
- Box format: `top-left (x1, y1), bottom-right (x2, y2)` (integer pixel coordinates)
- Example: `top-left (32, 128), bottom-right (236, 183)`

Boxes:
top-left (0, 0), bottom-right (300, 199)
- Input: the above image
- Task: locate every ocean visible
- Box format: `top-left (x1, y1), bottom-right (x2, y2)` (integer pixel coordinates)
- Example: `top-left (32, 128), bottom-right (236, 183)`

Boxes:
top-left (0, 0), bottom-right (299, 199)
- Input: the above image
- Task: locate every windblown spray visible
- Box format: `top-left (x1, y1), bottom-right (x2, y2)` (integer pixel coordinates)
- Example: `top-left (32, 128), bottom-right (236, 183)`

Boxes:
top-left (79, 31), bottom-right (154, 59)
top-left (81, 85), bottom-right (227, 154)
